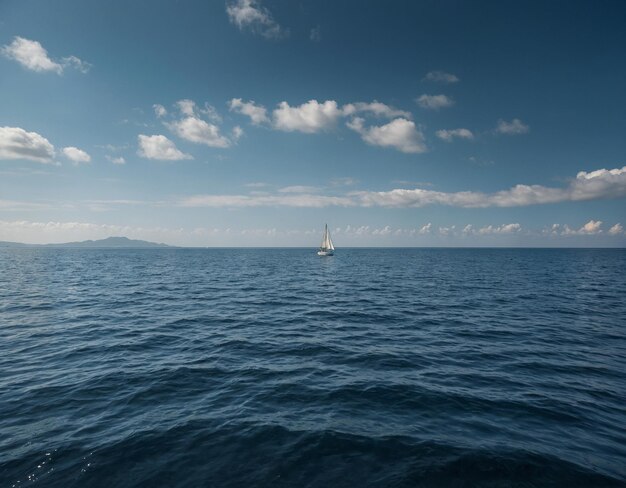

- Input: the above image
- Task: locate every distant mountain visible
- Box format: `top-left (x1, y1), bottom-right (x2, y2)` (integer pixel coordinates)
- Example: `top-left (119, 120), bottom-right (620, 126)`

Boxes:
top-left (0, 236), bottom-right (172, 248)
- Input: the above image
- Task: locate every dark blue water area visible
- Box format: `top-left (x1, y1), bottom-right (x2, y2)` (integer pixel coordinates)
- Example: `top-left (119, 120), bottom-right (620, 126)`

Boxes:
top-left (1, 248), bottom-right (625, 487)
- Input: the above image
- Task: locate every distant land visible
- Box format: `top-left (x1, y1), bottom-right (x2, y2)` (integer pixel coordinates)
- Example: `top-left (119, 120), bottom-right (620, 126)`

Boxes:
top-left (0, 236), bottom-right (172, 248)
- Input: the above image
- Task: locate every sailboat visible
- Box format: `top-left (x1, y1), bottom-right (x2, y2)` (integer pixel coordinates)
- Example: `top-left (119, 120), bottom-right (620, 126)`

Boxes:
top-left (317, 224), bottom-right (335, 256)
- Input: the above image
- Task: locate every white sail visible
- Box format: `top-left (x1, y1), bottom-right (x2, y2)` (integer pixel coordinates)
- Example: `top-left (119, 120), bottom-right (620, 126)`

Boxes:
top-left (319, 224), bottom-right (335, 252)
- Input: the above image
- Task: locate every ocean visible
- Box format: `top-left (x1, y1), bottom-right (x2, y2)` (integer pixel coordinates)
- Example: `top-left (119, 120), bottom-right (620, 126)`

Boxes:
top-left (1, 248), bottom-right (625, 487)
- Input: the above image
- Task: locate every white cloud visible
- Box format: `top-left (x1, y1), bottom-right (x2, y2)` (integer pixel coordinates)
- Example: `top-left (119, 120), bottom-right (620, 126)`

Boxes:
top-left (0, 126), bottom-right (55, 163)
top-left (62, 146), bottom-right (91, 164)
top-left (273, 100), bottom-right (342, 133)
top-left (436, 128), bottom-right (474, 142)
top-left (229, 98), bottom-right (269, 125)
top-left (608, 223), bottom-right (623, 235)
top-left (161, 99), bottom-right (233, 148)
top-left (176, 99), bottom-right (196, 116)
top-left (278, 185), bottom-right (321, 194)
top-left (580, 220), bottom-right (602, 234)
top-left (61, 55), bottom-right (91, 73)
top-left (1, 36), bottom-right (88, 74)
top-left (476, 223), bottom-right (521, 235)
top-left (495, 118), bottom-right (529, 135)
top-left (226, 0), bottom-right (286, 39)
top-left (106, 155), bottom-right (126, 165)
top-left (174, 165), bottom-right (626, 209)
top-left (347, 117), bottom-right (427, 153)
top-left (353, 165), bottom-right (626, 208)
top-left (419, 223), bottom-right (432, 234)
top-left (342, 101), bottom-right (412, 119)
top-left (167, 117), bottom-right (231, 148)
top-left (153, 104), bottom-right (167, 118)
top-left (137, 135), bottom-right (192, 161)
top-left (232, 126), bottom-right (244, 140)
top-left (423, 71), bottom-right (459, 84)
top-left (417, 94), bottom-right (454, 110)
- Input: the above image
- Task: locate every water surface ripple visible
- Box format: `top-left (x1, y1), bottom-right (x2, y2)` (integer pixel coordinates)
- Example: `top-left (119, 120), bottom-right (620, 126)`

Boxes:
top-left (1, 248), bottom-right (625, 487)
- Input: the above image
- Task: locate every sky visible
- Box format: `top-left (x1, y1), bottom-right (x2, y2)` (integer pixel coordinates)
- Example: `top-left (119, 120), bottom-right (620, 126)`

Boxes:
top-left (1, 0), bottom-right (625, 246)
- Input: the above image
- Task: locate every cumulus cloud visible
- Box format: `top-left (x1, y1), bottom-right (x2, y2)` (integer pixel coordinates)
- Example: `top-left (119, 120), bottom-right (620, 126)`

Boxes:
top-left (62, 146), bottom-right (91, 164)
top-left (1, 36), bottom-right (89, 74)
top-left (436, 128), bottom-right (474, 142)
top-left (423, 71), bottom-right (459, 84)
top-left (273, 100), bottom-right (343, 133)
top-left (495, 118), bottom-right (529, 135)
top-left (226, 0), bottom-right (286, 39)
top-left (167, 117), bottom-right (231, 148)
top-left (229, 98), bottom-right (269, 125)
top-left (342, 101), bottom-right (412, 119)
top-left (347, 117), bottom-right (427, 153)
top-left (416, 94), bottom-right (454, 110)
top-left (608, 223), bottom-right (623, 235)
top-left (161, 99), bottom-right (234, 148)
top-left (477, 223), bottom-right (521, 234)
top-left (0, 126), bottom-right (55, 163)
top-left (137, 135), bottom-right (192, 160)
top-left (230, 98), bottom-right (412, 133)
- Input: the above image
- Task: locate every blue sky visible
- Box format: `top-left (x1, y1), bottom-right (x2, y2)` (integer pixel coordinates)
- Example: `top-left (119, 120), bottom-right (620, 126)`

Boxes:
top-left (1, 0), bottom-right (625, 246)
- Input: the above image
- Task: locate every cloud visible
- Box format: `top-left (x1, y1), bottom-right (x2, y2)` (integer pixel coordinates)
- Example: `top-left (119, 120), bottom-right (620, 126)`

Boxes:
top-left (0, 126), bottom-right (55, 163)
top-left (62, 146), bottom-right (91, 164)
top-left (477, 223), bottom-right (521, 234)
top-left (347, 117), bottom-right (427, 153)
top-left (495, 118), bottom-right (529, 135)
top-left (230, 98), bottom-right (412, 132)
top-left (416, 94), bottom-right (454, 110)
top-left (436, 128), bottom-right (474, 142)
top-left (342, 101), bottom-right (412, 119)
top-left (552, 220), bottom-right (604, 236)
top-left (176, 99), bottom-right (196, 117)
top-left (153, 104), bottom-right (167, 118)
top-left (179, 193), bottom-right (353, 208)
top-left (423, 71), bottom-right (459, 84)
top-left (419, 223), bottom-right (432, 234)
top-left (608, 223), bottom-right (623, 235)
top-left (278, 185), bottom-right (321, 194)
top-left (226, 0), bottom-right (286, 39)
top-left (168, 117), bottom-right (231, 148)
top-left (353, 165), bottom-right (626, 208)
top-left (174, 165), bottom-right (626, 208)
top-left (106, 155), bottom-right (126, 165)
top-left (1, 36), bottom-right (88, 74)
top-left (61, 55), bottom-right (91, 73)
top-left (159, 99), bottom-right (234, 148)
top-left (273, 100), bottom-right (342, 133)
top-left (137, 135), bottom-right (192, 160)
top-left (232, 126), bottom-right (244, 140)
top-left (229, 98), bottom-right (269, 125)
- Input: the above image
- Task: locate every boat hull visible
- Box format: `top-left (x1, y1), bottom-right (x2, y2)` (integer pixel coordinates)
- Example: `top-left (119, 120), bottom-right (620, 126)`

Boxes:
top-left (317, 250), bottom-right (334, 256)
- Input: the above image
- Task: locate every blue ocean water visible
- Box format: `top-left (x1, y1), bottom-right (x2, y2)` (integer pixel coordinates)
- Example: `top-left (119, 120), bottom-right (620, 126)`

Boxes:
top-left (1, 248), bottom-right (625, 487)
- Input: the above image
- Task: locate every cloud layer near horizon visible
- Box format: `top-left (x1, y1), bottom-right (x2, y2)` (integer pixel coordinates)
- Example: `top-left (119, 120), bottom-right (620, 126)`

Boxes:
top-left (179, 165), bottom-right (626, 208)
